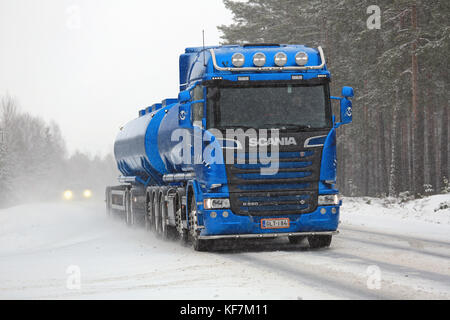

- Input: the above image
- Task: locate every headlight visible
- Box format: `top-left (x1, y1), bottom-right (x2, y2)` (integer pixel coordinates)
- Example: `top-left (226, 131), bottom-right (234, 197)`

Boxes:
top-left (253, 52), bottom-right (266, 67)
top-left (83, 189), bottom-right (92, 198)
top-left (63, 190), bottom-right (73, 200)
top-left (274, 52), bottom-right (287, 67)
top-left (231, 53), bottom-right (245, 67)
top-left (203, 198), bottom-right (230, 210)
top-left (318, 194), bottom-right (339, 206)
top-left (295, 51), bottom-right (308, 66)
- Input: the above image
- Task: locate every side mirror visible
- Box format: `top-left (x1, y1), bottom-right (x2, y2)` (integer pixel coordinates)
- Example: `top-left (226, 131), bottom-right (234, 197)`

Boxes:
top-left (331, 86), bottom-right (354, 128)
top-left (341, 86), bottom-right (354, 98)
top-left (178, 90), bottom-right (191, 103)
top-left (339, 97), bottom-right (352, 126)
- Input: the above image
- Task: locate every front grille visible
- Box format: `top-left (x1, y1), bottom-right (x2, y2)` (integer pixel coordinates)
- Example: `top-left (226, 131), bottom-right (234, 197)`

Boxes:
top-left (224, 131), bottom-right (326, 216)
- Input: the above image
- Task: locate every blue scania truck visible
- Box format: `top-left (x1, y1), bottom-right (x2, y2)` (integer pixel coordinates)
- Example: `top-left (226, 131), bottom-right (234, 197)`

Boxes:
top-left (106, 43), bottom-right (354, 251)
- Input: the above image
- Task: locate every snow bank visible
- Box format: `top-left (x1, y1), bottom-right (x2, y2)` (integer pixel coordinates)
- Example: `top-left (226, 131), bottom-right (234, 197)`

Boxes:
top-left (341, 194), bottom-right (450, 242)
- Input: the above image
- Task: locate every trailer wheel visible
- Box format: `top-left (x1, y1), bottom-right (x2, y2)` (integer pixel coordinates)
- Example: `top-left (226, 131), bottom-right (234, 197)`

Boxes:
top-left (154, 191), bottom-right (162, 237)
top-left (307, 235), bottom-right (332, 249)
top-left (105, 187), bottom-right (111, 217)
top-left (189, 195), bottom-right (211, 252)
top-left (145, 192), bottom-right (154, 231)
top-left (125, 190), bottom-right (133, 226)
top-left (159, 192), bottom-right (172, 240)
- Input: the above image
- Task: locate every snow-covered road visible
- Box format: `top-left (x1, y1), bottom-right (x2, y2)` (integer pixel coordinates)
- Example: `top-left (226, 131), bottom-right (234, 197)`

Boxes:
top-left (0, 196), bottom-right (449, 300)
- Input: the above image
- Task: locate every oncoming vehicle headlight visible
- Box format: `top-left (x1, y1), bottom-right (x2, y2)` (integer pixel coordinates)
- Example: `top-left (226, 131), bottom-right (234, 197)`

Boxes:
top-left (318, 194), bottom-right (339, 206)
top-left (253, 52), bottom-right (266, 67)
top-left (203, 198), bottom-right (230, 210)
top-left (274, 52), bottom-right (287, 67)
top-left (231, 52), bottom-right (245, 67)
top-left (63, 190), bottom-right (73, 200)
top-left (295, 51), bottom-right (308, 66)
top-left (83, 189), bottom-right (92, 198)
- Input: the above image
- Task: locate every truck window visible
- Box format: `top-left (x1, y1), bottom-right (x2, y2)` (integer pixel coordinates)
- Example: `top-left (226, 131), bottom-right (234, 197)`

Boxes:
top-left (192, 85), bottom-right (204, 127)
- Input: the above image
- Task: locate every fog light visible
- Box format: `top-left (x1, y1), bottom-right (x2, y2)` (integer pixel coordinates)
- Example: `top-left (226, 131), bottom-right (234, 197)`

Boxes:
top-left (222, 211), bottom-right (229, 218)
top-left (320, 208), bottom-right (326, 215)
top-left (331, 208), bottom-right (337, 214)
top-left (210, 211), bottom-right (217, 218)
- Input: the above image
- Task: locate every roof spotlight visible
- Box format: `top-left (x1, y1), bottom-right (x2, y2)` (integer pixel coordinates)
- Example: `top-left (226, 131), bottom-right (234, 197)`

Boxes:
top-left (274, 52), bottom-right (287, 67)
top-left (231, 53), bottom-right (245, 67)
top-left (253, 52), bottom-right (266, 67)
top-left (295, 51), bottom-right (308, 66)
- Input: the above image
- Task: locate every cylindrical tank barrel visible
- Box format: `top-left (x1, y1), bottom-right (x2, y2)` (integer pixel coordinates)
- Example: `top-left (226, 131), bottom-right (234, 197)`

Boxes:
top-left (114, 103), bottom-right (182, 184)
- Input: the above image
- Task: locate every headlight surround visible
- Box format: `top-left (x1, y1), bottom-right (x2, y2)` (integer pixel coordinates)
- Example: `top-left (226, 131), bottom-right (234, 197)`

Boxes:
top-left (253, 52), bottom-right (266, 67)
top-left (295, 51), bottom-right (308, 66)
top-left (203, 198), bottom-right (230, 210)
top-left (318, 194), bottom-right (339, 206)
top-left (231, 52), bottom-right (245, 67)
top-left (274, 52), bottom-right (287, 67)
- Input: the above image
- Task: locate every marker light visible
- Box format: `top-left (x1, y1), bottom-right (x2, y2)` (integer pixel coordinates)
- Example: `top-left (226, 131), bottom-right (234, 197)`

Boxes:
top-left (253, 52), bottom-right (266, 67)
top-left (274, 52), bottom-right (287, 67)
top-left (231, 53), bottom-right (245, 67)
top-left (295, 51), bottom-right (308, 66)
top-left (63, 190), bottom-right (73, 200)
top-left (83, 189), bottom-right (92, 198)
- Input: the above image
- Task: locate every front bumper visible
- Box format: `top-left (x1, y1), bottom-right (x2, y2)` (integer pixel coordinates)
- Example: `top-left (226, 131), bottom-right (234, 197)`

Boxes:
top-left (198, 205), bottom-right (340, 239)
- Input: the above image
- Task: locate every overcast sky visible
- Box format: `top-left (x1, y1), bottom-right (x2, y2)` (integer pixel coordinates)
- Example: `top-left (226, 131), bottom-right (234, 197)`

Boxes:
top-left (0, 0), bottom-right (233, 157)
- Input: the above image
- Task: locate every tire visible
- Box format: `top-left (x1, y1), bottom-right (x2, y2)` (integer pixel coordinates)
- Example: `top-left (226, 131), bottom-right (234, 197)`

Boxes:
top-left (175, 193), bottom-right (188, 244)
top-left (145, 192), bottom-right (155, 232)
top-left (154, 191), bottom-right (162, 237)
top-left (105, 188), bottom-right (111, 217)
top-left (288, 235), bottom-right (306, 244)
top-left (125, 190), bottom-right (133, 227)
top-left (307, 235), bottom-right (332, 249)
top-left (189, 194), bottom-right (211, 252)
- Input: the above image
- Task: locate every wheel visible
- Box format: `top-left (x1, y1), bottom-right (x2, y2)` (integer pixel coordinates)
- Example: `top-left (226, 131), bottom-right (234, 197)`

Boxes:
top-left (175, 194), bottom-right (188, 244)
top-left (307, 235), bottom-right (332, 249)
top-left (105, 188), bottom-right (111, 217)
top-left (154, 191), bottom-right (162, 237)
top-left (288, 235), bottom-right (306, 244)
top-left (189, 194), bottom-right (211, 252)
top-left (125, 190), bottom-right (134, 227)
top-left (145, 192), bottom-right (155, 232)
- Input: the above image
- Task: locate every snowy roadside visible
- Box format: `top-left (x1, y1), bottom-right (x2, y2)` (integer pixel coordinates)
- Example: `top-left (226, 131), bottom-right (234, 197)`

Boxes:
top-left (340, 194), bottom-right (450, 242)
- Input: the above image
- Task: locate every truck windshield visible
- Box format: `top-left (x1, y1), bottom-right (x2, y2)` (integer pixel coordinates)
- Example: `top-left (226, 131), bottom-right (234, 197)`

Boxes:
top-left (206, 82), bottom-right (332, 130)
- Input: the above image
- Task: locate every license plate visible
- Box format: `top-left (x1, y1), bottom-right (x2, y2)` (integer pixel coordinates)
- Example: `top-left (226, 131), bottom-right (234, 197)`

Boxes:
top-left (261, 218), bottom-right (290, 229)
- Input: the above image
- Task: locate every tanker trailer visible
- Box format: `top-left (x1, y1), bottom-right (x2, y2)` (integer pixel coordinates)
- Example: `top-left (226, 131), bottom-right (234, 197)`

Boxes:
top-left (106, 44), bottom-right (354, 251)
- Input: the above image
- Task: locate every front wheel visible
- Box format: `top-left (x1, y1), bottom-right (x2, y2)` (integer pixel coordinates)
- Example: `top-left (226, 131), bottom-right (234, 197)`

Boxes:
top-left (307, 235), bottom-right (332, 249)
top-left (189, 195), bottom-right (212, 252)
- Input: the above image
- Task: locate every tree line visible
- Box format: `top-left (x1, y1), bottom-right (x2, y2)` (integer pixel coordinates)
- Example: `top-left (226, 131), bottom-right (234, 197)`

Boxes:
top-left (218, 0), bottom-right (449, 197)
top-left (0, 95), bottom-right (117, 208)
